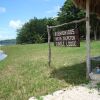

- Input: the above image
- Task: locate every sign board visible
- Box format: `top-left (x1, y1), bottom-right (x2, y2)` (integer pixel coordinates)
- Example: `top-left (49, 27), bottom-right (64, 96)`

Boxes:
top-left (54, 29), bottom-right (80, 47)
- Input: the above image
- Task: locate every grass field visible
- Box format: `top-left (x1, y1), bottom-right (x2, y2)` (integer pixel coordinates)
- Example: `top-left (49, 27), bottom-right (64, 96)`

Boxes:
top-left (0, 41), bottom-right (100, 100)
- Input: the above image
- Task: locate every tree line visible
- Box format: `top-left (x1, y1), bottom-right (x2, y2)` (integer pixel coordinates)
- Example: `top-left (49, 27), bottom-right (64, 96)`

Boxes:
top-left (0, 39), bottom-right (16, 45)
top-left (16, 0), bottom-right (100, 44)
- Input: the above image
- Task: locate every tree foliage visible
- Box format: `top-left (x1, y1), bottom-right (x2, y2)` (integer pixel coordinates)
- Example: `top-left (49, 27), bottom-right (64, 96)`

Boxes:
top-left (57, 0), bottom-right (86, 38)
top-left (57, 0), bottom-right (85, 23)
top-left (16, 0), bottom-right (100, 44)
top-left (16, 18), bottom-right (57, 44)
top-left (57, 0), bottom-right (100, 39)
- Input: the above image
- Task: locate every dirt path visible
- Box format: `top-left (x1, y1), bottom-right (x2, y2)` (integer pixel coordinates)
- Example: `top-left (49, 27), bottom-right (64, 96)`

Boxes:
top-left (29, 81), bottom-right (100, 100)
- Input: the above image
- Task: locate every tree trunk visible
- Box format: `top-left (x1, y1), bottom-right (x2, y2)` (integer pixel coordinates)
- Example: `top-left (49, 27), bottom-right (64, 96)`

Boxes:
top-left (94, 30), bottom-right (97, 40)
top-left (94, 22), bottom-right (99, 40)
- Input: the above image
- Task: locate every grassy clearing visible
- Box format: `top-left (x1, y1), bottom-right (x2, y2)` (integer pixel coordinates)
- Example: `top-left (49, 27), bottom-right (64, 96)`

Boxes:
top-left (0, 41), bottom-right (100, 100)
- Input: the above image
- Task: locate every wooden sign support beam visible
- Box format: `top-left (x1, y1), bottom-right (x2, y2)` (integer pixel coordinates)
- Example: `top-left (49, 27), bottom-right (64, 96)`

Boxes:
top-left (86, 0), bottom-right (91, 79)
top-left (47, 18), bottom-right (86, 67)
top-left (49, 18), bottom-right (86, 29)
top-left (47, 25), bottom-right (51, 67)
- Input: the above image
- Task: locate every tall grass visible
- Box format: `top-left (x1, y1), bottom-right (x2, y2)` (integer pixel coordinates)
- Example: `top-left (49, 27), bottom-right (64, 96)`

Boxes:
top-left (0, 41), bottom-right (100, 100)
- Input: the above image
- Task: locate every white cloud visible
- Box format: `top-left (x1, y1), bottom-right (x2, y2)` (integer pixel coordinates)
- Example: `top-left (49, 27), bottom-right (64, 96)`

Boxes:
top-left (9, 20), bottom-right (23, 29)
top-left (0, 34), bottom-right (15, 40)
top-left (0, 28), bottom-right (16, 40)
top-left (46, 5), bottom-right (60, 14)
top-left (0, 35), bottom-right (3, 39)
top-left (0, 7), bottom-right (6, 13)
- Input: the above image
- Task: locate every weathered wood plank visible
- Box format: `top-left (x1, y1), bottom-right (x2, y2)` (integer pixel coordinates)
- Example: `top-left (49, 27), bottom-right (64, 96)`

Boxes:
top-left (48, 18), bottom-right (86, 29)
top-left (86, 0), bottom-right (91, 79)
top-left (47, 25), bottom-right (51, 67)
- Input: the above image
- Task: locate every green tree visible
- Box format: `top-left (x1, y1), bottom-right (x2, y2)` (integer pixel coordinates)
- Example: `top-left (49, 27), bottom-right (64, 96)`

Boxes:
top-left (57, 0), bottom-right (86, 38)
top-left (57, 0), bottom-right (100, 40)
top-left (90, 14), bottom-right (100, 40)
top-left (57, 0), bottom-right (85, 23)
top-left (16, 17), bottom-right (57, 44)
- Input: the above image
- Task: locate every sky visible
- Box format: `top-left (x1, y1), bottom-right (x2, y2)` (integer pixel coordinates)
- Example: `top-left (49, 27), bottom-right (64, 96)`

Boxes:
top-left (0, 0), bottom-right (65, 40)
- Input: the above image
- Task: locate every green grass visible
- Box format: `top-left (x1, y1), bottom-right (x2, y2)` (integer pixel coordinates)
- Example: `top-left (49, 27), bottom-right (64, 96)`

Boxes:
top-left (0, 41), bottom-right (100, 100)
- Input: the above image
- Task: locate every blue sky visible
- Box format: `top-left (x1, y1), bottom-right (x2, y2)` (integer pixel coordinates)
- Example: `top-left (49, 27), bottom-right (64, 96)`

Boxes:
top-left (0, 0), bottom-right (65, 40)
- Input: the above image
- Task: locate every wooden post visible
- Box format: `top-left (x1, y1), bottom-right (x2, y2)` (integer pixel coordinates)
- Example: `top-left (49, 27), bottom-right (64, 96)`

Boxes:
top-left (47, 25), bottom-right (51, 67)
top-left (86, 0), bottom-right (91, 79)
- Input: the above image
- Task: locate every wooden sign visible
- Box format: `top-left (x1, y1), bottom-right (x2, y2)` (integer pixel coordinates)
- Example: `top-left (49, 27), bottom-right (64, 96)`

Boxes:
top-left (54, 29), bottom-right (80, 47)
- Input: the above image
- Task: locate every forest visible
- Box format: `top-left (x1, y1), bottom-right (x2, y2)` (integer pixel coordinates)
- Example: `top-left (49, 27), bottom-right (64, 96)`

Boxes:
top-left (16, 0), bottom-right (100, 44)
